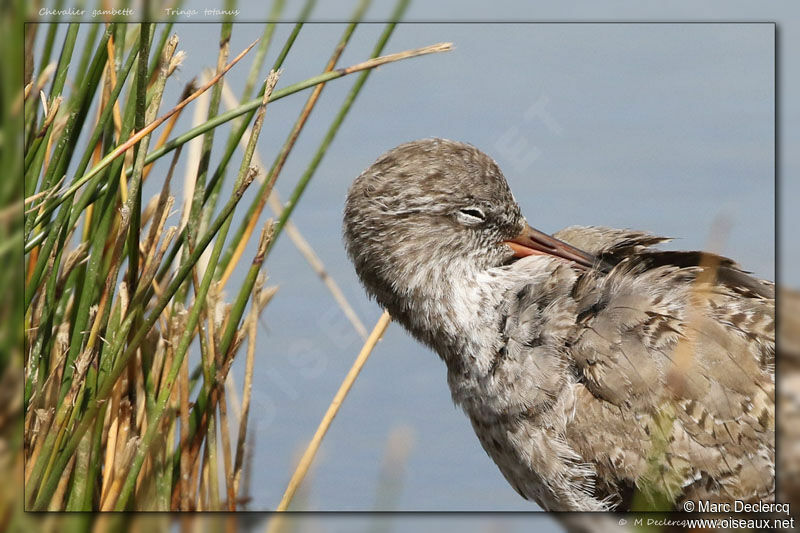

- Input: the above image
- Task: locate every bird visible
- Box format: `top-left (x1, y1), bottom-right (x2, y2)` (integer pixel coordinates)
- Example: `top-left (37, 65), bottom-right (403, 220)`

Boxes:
top-left (342, 138), bottom-right (775, 511)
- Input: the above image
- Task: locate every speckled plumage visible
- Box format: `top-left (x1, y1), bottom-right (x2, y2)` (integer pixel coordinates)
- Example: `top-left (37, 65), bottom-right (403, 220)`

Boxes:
top-left (342, 138), bottom-right (775, 511)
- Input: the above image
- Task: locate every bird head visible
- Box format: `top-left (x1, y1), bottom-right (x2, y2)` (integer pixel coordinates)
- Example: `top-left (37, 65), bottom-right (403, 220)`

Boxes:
top-left (343, 138), bottom-right (596, 308)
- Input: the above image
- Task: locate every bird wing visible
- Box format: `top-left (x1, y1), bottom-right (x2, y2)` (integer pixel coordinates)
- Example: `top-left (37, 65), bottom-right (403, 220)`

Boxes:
top-left (554, 225), bottom-right (774, 299)
top-left (509, 225), bottom-right (775, 508)
top-left (553, 225), bottom-right (671, 257)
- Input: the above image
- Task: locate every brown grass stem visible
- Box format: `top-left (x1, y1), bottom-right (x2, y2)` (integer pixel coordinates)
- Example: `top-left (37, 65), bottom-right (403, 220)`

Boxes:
top-left (273, 310), bottom-right (391, 513)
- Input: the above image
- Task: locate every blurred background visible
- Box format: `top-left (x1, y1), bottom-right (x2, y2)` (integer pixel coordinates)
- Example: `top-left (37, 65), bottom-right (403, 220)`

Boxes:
top-left (8, 0), bottom-right (799, 532)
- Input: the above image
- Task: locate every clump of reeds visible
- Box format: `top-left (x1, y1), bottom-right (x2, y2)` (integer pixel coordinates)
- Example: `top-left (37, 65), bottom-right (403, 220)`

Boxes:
top-left (18, 0), bottom-right (450, 515)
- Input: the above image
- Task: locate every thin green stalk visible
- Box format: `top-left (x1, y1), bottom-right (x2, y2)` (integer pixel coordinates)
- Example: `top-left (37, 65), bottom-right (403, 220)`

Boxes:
top-left (217, 0), bottom-right (370, 278)
top-left (197, 2), bottom-right (312, 237)
top-left (64, 428), bottom-right (93, 510)
top-left (66, 40), bottom-right (139, 235)
top-left (217, 227), bottom-right (272, 364)
top-left (36, 6), bottom-right (63, 87)
top-left (154, 416), bottom-right (175, 510)
top-left (125, 22), bottom-right (153, 296)
top-left (24, 220), bottom-right (70, 408)
top-left (74, 23), bottom-right (101, 90)
top-left (154, 66), bottom-right (382, 176)
top-left (48, 22), bottom-right (79, 107)
top-left (24, 24), bottom-right (115, 306)
top-left (113, 18), bottom-right (128, 71)
top-left (203, 370), bottom-right (221, 509)
top-left (159, 12), bottom-right (307, 302)
top-left (178, 13), bottom-right (235, 306)
top-left (84, 401), bottom-right (108, 509)
top-left (23, 23), bottom-right (98, 241)
top-left (140, 147), bottom-right (185, 425)
top-left (184, 9), bottom-right (236, 510)
top-left (24, 127), bottom-right (48, 189)
top-left (1, 5), bottom-right (25, 435)
top-left (24, 21), bottom-right (81, 194)
top-left (190, 14), bottom-right (233, 217)
top-left (267, 0), bottom-right (411, 256)
top-left (240, 0), bottom-right (285, 103)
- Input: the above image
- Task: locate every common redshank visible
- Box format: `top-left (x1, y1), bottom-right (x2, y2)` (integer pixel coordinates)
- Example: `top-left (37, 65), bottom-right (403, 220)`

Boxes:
top-left (343, 138), bottom-right (774, 511)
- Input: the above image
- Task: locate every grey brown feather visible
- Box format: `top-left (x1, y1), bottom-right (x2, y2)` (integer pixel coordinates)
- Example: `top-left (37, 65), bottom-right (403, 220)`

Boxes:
top-left (343, 138), bottom-right (774, 511)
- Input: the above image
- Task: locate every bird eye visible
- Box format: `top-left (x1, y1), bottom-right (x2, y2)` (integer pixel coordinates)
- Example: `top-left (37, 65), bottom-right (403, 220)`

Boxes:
top-left (457, 207), bottom-right (486, 224)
